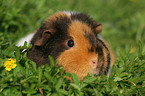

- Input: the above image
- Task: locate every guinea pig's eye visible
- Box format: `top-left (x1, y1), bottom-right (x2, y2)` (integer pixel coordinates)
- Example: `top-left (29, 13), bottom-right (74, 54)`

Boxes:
top-left (67, 40), bottom-right (74, 48)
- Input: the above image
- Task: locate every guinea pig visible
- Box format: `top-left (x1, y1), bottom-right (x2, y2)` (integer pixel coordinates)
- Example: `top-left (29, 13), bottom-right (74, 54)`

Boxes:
top-left (17, 11), bottom-right (115, 80)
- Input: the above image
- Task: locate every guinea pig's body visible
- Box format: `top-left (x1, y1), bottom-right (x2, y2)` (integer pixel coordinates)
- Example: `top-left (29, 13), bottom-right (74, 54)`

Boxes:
top-left (17, 11), bottom-right (115, 80)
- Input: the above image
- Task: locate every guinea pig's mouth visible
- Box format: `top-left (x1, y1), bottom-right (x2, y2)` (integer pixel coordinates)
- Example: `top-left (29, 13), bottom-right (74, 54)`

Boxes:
top-left (92, 68), bottom-right (100, 76)
top-left (91, 59), bottom-right (100, 76)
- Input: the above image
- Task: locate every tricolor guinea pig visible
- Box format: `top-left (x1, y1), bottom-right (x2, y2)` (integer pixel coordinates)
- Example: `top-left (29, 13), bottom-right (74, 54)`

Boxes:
top-left (17, 11), bottom-right (115, 80)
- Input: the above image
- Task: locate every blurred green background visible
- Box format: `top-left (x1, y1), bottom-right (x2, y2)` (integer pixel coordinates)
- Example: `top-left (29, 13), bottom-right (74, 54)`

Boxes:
top-left (0, 0), bottom-right (145, 95)
top-left (0, 0), bottom-right (145, 55)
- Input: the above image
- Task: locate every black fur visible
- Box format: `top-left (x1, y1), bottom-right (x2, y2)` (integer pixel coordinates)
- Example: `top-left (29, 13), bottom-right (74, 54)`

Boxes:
top-left (84, 30), bottom-right (96, 48)
top-left (71, 12), bottom-right (98, 36)
top-left (97, 39), bottom-right (111, 74)
top-left (88, 47), bottom-right (94, 53)
top-left (96, 42), bottom-right (105, 75)
top-left (28, 16), bottom-right (72, 65)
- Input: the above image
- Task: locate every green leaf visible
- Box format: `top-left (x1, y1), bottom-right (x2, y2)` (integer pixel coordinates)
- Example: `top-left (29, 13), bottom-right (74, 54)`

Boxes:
top-left (80, 83), bottom-right (88, 89)
top-left (114, 76), bottom-right (122, 82)
top-left (83, 75), bottom-right (96, 83)
top-left (143, 81), bottom-right (145, 87)
top-left (70, 83), bottom-right (80, 92)
top-left (44, 72), bottom-right (54, 83)
top-left (58, 89), bottom-right (68, 95)
top-left (2, 87), bottom-right (22, 96)
top-left (48, 55), bottom-right (55, 68)
top-left (93, 88), bottom-right (103, 96)
top-left (51, 93), bottom-right (59, 96)
top-left (55, 79), bottom-right (62, 90)
top-left (25, 60), bottom-right (30, 69)
top-left (71, 73), bottom-right (79, 85)
top-left (12, 64), bottom-right (21, 77)
top-left (24, 41), bottom-right (27, 46)
top-left (38, 66), bottom-right (42, 84)
top-left (27, 44), bottom-right (32, 50)
top-left (31, 61), bottom-right (37, 72)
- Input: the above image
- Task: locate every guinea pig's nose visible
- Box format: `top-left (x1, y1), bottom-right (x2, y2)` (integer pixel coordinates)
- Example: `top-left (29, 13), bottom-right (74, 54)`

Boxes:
top-left (91, 59), bottom-right (98, 68)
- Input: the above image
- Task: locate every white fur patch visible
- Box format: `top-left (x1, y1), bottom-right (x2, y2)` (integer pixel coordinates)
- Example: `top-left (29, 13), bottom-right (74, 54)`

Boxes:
top-left (107, 66), bottom-right (111, 78)
top-left (16, 33), bottom-right (35, 46)
top-left (97, 34), bottom-right (102, 40)
top-left (63, 11), bottom-right (72, 16)
top-left (63, 11), bottom-right (80, 16)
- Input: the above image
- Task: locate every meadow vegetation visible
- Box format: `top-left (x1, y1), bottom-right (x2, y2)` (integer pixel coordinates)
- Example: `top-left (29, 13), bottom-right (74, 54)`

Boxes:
top-left (0, 0), bottom-right (145, 95)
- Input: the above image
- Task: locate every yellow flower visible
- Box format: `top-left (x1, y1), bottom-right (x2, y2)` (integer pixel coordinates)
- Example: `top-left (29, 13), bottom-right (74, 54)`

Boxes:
top-left (4, 58), bottom-right (17, 71)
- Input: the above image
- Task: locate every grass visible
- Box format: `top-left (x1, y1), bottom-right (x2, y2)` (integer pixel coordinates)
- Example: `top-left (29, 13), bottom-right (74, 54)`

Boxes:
top-left (0, 0), bottom-right (145, 95)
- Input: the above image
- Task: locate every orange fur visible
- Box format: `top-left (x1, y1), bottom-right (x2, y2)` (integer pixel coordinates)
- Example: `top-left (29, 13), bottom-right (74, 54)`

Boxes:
top-left (57, 21), bottom-right (99, 80)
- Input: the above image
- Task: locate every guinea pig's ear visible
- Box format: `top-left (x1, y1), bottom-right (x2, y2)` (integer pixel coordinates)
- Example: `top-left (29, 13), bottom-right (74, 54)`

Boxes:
top-left (94, 23), bottom-right (102, 34)
top-left (34, 29), bottom-right (55, 46)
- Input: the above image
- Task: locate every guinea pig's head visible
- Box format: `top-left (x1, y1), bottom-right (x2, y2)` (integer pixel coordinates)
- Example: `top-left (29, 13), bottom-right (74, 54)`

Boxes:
top-left (28, 12), bottom-right (111, 80)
